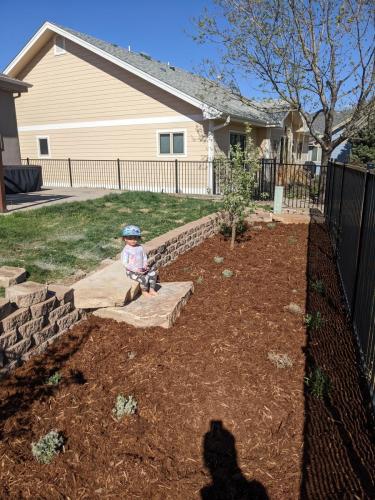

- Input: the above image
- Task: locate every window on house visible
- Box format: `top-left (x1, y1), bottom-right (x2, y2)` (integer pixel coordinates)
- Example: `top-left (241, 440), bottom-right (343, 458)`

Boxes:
top-left (37, 137), bottom-right (50, 157)
top-left (158, 131), bottom-right (185, 155)
top-left (230, 132), bottom-right (246, 152)
top-left (311, 147), bottom-right (318, 161)
top-left (54, 35), bottom-right (66, 55)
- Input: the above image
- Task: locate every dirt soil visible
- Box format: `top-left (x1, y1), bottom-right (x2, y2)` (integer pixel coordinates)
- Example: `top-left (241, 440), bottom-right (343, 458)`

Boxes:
top-left (0, 222), bottom-right (374, 499)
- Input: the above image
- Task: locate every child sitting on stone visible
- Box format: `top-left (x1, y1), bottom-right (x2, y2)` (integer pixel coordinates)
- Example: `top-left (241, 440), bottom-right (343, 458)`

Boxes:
top-left (121, 225), bottom-right (158, 297)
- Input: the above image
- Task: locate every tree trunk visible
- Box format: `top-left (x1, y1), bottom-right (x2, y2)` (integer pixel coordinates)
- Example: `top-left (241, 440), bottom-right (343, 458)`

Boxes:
top-left (321, 148), bottom-right (332, 167)
top-left (230, 218), bottom-right (236, 250)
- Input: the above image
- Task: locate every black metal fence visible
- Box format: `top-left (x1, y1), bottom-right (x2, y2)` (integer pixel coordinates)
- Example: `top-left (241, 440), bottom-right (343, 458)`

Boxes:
top-left (325, 160), bottom-right (375, 400)
top-left (22, 157), bottom-right (327, 209)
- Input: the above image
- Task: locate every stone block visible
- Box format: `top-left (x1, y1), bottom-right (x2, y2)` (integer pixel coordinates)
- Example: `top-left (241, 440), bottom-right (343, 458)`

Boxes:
top-left (93, 281), bottom-right (193, 329)
top-left (6, 282), bottom-right (48, 308)
top-left (18, 316), bottom-right (45, 338)
top-left (47, 284), bottom-right (74, 304)
top-left (0, 329), bottom-right (18, 349)
top-left (30, 296), bottom-right (56, 318)
top-left (56, 309), bottom-right (80, 332)
top-left (0, 266), bottom-right (27, 288)
top-left (49, 302), bottom-right (71, 323)
top-left (0, 298), bottom-right (14, 321)
top-left (1, 307), bottom-right (31, 333)
top-left (72, 260), bottom-right (139, 309)
top-left (5, 337), bottom-right (32, 362)
top-left (33, 323), bottom-right (57, 346)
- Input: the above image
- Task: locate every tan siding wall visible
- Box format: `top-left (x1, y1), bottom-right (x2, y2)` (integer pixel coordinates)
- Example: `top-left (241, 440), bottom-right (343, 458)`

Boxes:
top-left (15, 37), bottom-right (208, 160)
top-left (20, 120), bottom-right (207, 161)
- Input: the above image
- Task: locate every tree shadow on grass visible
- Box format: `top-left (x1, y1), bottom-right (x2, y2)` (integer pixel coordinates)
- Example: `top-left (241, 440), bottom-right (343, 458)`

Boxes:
top-left (0, 325), bottom-right (91, 440)
top-left (201, 420), bottom-right (269, 500)
top-left (301, 212), bottom-right (375, 499)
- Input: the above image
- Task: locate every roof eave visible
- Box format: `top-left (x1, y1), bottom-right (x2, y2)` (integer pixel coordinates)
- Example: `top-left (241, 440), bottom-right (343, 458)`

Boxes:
top-left (4, 22), bottom-right (222, 118)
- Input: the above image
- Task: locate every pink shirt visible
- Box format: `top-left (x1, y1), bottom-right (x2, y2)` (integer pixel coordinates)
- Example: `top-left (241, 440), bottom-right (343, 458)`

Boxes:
top-left (121, 244), bottom-right (147, 272)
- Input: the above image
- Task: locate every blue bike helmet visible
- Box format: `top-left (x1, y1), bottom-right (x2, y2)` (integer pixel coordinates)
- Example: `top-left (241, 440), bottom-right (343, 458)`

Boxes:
top-left (122, 225), bottom-right (141, 237)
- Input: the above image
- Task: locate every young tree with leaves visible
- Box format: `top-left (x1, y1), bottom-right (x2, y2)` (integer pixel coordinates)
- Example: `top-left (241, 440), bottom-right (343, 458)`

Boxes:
top-left (195, 0), bottom-right (374, 165)
top-left (220, 127), bottom-right (259, 249)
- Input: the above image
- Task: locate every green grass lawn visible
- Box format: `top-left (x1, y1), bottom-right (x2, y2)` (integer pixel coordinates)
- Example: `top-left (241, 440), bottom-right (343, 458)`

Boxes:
top-left (0, 192), bottom-right (219, 284)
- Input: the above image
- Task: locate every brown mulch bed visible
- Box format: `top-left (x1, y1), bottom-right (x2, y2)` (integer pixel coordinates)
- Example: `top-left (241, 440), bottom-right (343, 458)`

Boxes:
top-left (0, 221), bottom-right (374, 499)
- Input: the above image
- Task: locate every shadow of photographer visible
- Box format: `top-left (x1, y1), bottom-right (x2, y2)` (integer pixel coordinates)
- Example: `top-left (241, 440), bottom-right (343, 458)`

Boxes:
top-left (201, 420), bottom-right (269, 500)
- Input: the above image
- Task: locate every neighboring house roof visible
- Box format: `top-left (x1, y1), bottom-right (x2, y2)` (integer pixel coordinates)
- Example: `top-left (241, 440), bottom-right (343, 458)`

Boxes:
top-left (310, 110), bottom-right (353, 135)
top-left (4, 22), bottom-right (289, 126)
top-left (0, 72), bottom-right (31, 93)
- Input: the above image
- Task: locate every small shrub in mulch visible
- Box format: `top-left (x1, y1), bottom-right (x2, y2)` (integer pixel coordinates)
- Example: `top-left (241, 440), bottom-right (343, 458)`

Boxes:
top-left (222, 269), bottom-right (233, 278)
top-left (304, 311), bottom-right (324, 330)
top-left (309, 278), bottom-right (326, 295)
top-left (112, 394), bottom-right (137, 421)
top-left (305, 367), bottom-right (331, 399)
top-left (267, 351), bottom-right (293, 369)
top-left (31, 431), bottom-right (64, 464)
top-left (45, 372), bottom-right (62, 386)
top-left (213, 256), bottom-right (224, 264)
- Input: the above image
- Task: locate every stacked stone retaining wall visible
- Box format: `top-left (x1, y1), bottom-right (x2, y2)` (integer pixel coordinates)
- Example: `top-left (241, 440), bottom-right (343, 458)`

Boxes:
top-left (0, 212), bottom-right (220, 375)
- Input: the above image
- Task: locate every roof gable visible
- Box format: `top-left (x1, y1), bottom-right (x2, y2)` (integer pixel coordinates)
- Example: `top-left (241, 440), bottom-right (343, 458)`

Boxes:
top-left (4, 22), bottom-right (289, 125)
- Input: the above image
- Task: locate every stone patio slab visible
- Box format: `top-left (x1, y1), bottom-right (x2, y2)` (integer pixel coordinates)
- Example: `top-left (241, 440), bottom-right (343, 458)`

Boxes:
top-left (72, 260), bottom-right (139, 309)
top-left (93, 281), bottom-right (193, 328)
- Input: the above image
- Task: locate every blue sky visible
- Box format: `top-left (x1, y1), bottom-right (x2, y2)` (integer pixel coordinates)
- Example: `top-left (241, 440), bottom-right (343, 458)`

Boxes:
top-left (0, 0), bottom-right (262, 98)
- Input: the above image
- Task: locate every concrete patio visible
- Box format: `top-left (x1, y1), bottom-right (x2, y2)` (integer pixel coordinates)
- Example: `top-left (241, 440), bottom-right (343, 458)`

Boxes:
top-left (3, 187), bottom-right (120, 213)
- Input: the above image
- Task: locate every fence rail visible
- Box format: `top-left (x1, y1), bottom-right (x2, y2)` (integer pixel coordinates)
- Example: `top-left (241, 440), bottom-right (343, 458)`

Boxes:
top-left (22, 157), bottom-right (326, 209)
top-left (325, 160), bottom-right (375, 401)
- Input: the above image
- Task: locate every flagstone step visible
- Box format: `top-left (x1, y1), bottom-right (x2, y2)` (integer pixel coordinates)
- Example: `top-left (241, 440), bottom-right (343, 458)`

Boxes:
top-left (93, 281), bottom-right (193, 328)
top-left (72, 260), bottom-right (139, 309)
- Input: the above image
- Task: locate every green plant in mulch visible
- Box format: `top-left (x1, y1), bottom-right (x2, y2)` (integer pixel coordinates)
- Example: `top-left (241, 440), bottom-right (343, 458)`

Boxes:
top-left (0, 287), bottom-right (5, 298)
top-left (31, 430), bottom-right (64, 464)
top-left (213, 256), bottom-right (224, 264)
top-left (310, 279), bottom-right (326, 296)
top-left (112, 394), bottom-right (137, 421)
top-left (267, 222), bottom-right (277, 229)
top-left (222, 269), bottom-right (233, 278)
top-left (304, 311), bottom-right (324, 330)
top-left (267, 351), bottom-right (293, 369)
top-left (196, 276), bottom-right (204, 284)
top-left (259, 192), bottom-right (270, 200)
top-left (287, 235), bottom-right (297, 245)
top-left (46, 371), bottom-right (62, 386)
top-left (305, 368), bottom-right (331, 399)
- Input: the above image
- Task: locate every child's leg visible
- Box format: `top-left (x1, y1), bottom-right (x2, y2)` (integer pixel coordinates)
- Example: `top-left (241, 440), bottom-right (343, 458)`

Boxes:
top-left (126, 270), bottom-right (149, 292)
top-left (147, 267), bottom-right (158, 292)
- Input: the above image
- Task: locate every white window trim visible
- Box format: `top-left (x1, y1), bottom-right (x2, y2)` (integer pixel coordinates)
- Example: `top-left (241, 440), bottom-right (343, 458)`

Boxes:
top-left (54, 35), bottom-right (66, 56)
top-left (37, 136), bottom-right (51, 158)
top-left (156, 129), bottom-right (187, 158)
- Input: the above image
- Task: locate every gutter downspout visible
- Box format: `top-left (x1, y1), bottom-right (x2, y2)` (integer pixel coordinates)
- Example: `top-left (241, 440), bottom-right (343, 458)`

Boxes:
top-left (207, 115), bottom-right (231, 193)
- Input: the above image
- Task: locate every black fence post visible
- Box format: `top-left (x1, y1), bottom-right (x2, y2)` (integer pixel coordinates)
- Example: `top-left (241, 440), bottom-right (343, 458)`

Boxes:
top-left (175, 159), bottom-right (179, 193)
top-left (335, 163), bottom-right (346, 255)
top-left (68, 158), bottom-right (73, 187)
top-left (350, 168), bottom-right (370, 319)
top-left (117, 158), bottom-right (121, 190)
top-left (212, 160), bottom-right (216, 195)
top-left (26, 157), bottom-right (30, 165)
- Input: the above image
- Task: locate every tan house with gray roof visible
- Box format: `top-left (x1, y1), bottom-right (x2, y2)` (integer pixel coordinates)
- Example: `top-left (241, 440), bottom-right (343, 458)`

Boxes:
top-left (4, 22), bottom-right (310, 173)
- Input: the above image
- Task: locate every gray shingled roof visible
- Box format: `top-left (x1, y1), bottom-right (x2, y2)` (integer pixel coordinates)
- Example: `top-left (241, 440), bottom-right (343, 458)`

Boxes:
top-left (57, 24), bottom-right (289, 126)
top-left (310, 110), bottom-right (353, 134)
